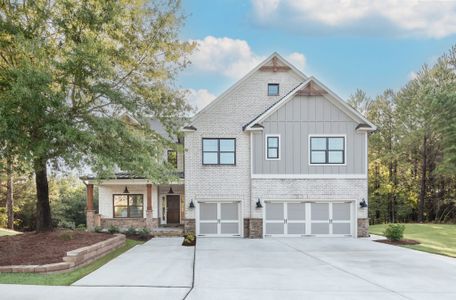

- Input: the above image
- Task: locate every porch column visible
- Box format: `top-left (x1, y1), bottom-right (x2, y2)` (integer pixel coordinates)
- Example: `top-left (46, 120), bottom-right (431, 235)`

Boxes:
top-left (146, 184), bottom-right (155, 230)
top-left (86, 184), bottom-right (96, 231)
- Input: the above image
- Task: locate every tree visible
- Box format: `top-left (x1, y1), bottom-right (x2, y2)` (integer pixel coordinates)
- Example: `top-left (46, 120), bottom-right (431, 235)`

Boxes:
top-left (0, 0), bottom-right (194, 231)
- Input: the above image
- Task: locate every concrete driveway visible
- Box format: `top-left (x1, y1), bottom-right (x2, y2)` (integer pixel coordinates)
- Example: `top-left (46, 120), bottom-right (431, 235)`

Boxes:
top-left (2, 237), bottom-right (456, 299)
top-left (187, 237), bottom-right (456, 300)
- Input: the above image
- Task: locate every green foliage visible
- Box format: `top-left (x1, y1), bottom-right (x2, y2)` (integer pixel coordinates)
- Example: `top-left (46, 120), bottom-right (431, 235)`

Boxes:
top-left (138, 227), bottom-right (151, 240)
top-left (94, 226), bottom-right (103, 233)
top-left (76, 224), bottom-right (86, 231)
top-left (0, 0), bottom-right (194, 230)
top-left (0, 208), bottom-right (6, 228)
top-left (108, 225), bottom-right (120, 234)
top-left (125, 226), bottom-right (137, 236)
top-left (58, 231), bottom-right (75, 241)
top-left (384, 224), bottom-right (405, 241)
top-left (183, 233), bottom-right (196, 246)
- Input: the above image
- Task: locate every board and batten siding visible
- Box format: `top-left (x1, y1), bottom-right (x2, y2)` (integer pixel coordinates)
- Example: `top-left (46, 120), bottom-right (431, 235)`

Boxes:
top-left (252, 95), bottom-right (366, 175)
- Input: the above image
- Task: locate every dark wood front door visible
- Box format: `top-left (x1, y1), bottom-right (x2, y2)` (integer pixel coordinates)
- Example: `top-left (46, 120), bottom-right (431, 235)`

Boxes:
top-left (167, 195), bottom-right (180, 224)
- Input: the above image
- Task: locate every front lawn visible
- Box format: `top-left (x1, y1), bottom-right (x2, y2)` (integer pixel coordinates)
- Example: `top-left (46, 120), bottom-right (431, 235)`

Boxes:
top-left (370, 223), bottom-right (456, 258)
top-left (0, 228), bottom-right (21, 237)
top-left (0, 239), bottom-right (142, 285)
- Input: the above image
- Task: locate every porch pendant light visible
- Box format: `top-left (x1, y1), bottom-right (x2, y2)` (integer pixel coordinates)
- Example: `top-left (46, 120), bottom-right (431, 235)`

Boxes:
top-left (168, 187), bottom-right (174, 194)
top-left (189, 199), bottom-right (195, 209)
top-left (123, 186), bottom-right (130, 194)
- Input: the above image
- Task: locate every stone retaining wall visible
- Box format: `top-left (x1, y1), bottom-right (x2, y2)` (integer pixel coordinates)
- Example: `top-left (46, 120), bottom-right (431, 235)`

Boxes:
top-left (0, 234), bottom-right (125, 274)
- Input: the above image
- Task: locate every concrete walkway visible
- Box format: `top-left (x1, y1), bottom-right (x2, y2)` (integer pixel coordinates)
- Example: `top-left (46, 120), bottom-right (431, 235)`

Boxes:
top-left (187, 238), bottom-right (456, 300)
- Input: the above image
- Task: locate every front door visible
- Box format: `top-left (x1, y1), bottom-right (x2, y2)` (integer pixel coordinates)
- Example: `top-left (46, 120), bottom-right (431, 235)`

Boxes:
top-left (166, 195), bottom-right (180, 224)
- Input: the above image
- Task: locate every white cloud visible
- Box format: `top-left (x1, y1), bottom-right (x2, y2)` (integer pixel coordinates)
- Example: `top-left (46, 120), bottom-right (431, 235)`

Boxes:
top-left (251, 0), bottom-right (456, 38)
top-left (186, 88), bottom-right (216, 112)
top-left (189, 36), bottom-right (307, 79)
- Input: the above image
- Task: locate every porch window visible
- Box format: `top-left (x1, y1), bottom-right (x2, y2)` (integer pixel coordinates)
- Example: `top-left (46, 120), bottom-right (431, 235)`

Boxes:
top-left (113, 194), bottom-right (144, 218)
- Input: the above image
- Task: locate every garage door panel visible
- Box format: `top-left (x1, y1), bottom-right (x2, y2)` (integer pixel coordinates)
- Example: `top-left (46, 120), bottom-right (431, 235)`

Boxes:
top-left (287, 203), bottom-right (306, 220)
top-left (200, 223), bottom-right (218, 235)
top-left (287, 223), bottom-right (306, 235)
top-left (221, 222), bottom-right (239, 234)
top-left (311, 223), bottom-right (330, 235)
top-left (333, 203), bottom-right (351, 221)
top-left (221, 203), bottom-right (238, 220)
top-left (333, 223), bottom-right (351, 234)
top-left (200, 203), bottom-right (217, 220)
top-left (266, 203), bottom-right (284, 220)
top-left (266, 223), bottom-right (284, 235)
top-left (311, 203), bottom-right (329, 220)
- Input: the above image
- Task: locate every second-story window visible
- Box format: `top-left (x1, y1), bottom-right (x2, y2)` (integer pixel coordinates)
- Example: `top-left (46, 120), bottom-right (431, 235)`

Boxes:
top-left (167, 150), bottom-right (177, 168)
top-left (268, 83), bottom-right (279, 96)
top-left (202, 138), bottom-right (236, 165)
top-left (310, 136), bottom-right (345, 165)
top-left (266, 135), bottom-right (280, 160)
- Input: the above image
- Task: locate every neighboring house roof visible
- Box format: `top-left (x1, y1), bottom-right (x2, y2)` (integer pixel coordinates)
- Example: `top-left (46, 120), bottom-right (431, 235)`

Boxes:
top-left (189, 52), bottom-right (308, 124)
top-left (80, 171), bottom-right (185, 181)
top-left (243, 76), bottom-right (377, 132)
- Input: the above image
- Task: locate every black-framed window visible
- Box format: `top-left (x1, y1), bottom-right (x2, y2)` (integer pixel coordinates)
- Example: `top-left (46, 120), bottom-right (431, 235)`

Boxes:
top-left (113, 194), bottom-right (144, 218)
top-left (266, 136), bottom-right (280, 159)
top-left (202, 138), bottom-right (236, 165)
top-left (167, 150), bottom-right (177, 168)
top-left (268, 83), bottom-right (279, 96)
top-left (310, 136), bottom-right (345, 164)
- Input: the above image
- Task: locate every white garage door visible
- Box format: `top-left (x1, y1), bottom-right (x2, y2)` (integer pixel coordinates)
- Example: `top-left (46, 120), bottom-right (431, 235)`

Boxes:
top-left (264, 201), bottom-right (353, 237)
top-left (197, 202), bottom-right (241, 237)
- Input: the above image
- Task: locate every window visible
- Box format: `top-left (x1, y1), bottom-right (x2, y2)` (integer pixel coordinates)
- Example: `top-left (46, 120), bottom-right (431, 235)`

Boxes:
top-left (266, 135), bottom-right (280, 159)
top-left (167, 150), bottom-right (177, 168)
top-left (268, 83), bottom-right (279, 96)
top-left (202, 138), bottom-right (235, 165)
top-left (310, 136), bottom-right (345, 164)
top-left (113, 194), bottom-right (144, 218)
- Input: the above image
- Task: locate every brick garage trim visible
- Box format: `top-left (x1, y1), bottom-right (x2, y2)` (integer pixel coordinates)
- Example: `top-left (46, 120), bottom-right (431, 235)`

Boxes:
top-left (0, 234), bottom-right (125, 274)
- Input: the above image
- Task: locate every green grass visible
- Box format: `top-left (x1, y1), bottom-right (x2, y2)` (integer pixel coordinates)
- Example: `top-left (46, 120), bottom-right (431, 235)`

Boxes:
top-left (0, 239), bottom-right (142, 286)
top-left (370, 223), bottom-right (456, 258)
top-left (0, 228), bottom-right (21, 237)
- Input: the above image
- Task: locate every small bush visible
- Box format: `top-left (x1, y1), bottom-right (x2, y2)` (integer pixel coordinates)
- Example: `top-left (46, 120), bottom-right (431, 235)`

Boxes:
top-left (138, 227), bottom-right (151, 240)
top-left (125, 226), bottom-right (137, 236)
top-left (59, 231), bottom-right (74, 241)
top-left (108, 225), bottom-right (120, 234)
top-left (182, 233), bottom-right (196, 246)
top-left (384, 223), bottom-right (405, 241)
top-left (94, 226), bottom-right (103, 233)
top-left (76, 224), bottom-right (86, 231)
top-left (58, 220), bottom-right (76, 230)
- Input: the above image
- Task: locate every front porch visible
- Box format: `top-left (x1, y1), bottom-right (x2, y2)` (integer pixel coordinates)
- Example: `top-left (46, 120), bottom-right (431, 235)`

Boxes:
top-left (84, 179), bottom-right (186, 233)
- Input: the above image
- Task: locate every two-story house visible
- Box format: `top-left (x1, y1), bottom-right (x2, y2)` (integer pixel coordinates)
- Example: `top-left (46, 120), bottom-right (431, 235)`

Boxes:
top-left (82, 52), bottom-right (376, 238)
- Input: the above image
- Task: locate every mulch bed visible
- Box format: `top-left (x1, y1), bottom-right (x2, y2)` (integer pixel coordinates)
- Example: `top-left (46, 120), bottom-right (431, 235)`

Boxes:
top-left (0, 230), bottom-right (113, 266)
top-left (375, 239), bottom-right (420, 245)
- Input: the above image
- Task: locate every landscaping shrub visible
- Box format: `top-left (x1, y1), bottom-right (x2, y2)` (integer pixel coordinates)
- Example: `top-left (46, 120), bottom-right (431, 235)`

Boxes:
top-left (76, 224), bottom-right (86, 231)
top-left (138, 227), bottom-right (151, 240)
top-left (125, 226), bottom-right (137, 236)
top-left (0, 208), bottom-right (7, 228)
top-left (108, 225), bottom-right (120, 234)
top-left (59, 231), bottom-right (74, 241)
top-left (384, 223), bottom-right (405, 241)
top-left (57, 220), bottom-right (76, 230)
top-left (182, 233), bottom-right (196, 246)
top-left (94, 226), bottom-right (103, 233)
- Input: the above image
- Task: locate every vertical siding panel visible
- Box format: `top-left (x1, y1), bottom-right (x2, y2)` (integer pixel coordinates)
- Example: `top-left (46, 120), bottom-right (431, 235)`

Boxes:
top-left (293, 122), bottom-right (301, 174)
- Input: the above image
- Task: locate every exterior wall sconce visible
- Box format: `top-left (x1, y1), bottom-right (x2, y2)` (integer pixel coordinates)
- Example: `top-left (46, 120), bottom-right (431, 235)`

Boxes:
top-left (360, 198), bottom-right (367, 208)
top-left (189, 199), bottom-right (195, 209)
top-left (123, 186), bottom-right (130, 194)
top-left (256, 198), bottom-right (263, 208)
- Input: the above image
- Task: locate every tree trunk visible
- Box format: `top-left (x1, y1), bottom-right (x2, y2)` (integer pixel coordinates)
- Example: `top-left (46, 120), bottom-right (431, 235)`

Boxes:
top-left (34, 159), bottom-right (52, 232)
top-left (418, 134), bottom-right (427, 223)
top-left (6, 160), bottom-right (14, 229)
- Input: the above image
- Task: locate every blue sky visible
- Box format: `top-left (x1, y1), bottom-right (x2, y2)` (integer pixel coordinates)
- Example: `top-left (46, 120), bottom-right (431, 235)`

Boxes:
top-left (177, 0), bottom-right (456, 111)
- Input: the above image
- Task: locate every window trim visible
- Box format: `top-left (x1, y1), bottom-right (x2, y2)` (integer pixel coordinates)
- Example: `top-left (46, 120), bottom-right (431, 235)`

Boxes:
top-left (267, 83), bottom-right (280, 96)
top-left (265, 134), bottom-right (280, 160)
top-left (112, 194), bottom-right (144, 218)
top-left (202, 138), bottom-right (236, 165)
top-left (308, 135), bottom-right (346, 166)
